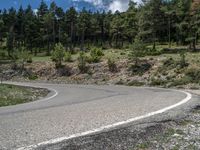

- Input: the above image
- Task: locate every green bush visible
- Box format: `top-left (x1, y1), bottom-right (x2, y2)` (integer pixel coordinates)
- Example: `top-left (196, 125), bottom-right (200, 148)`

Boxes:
top-left (17, 47), bottom-right (33, 71)
top-left (0, 51), bottom-right (7, 59)
top-left (28, 74), bottom-right (38, 80)
top-left (78, 52), bottom-right (88, 73)
top-left (88, 48), bottom-right (104, 63)
top-left (168, 77), bottom-right (191, 87)
top-left (64, 51), bottom-right (72, 62)
top-left (129, 62), bottom-right (151, 75)
top-left (26, 54), bottom-right (33, 63)
top-left (150, 78), bottom-right (167, 86)
top-left (178, 51), bottom-right (188, 68)
top-left (107, 58), bottom-right (117, 72)
top-left (146, 48), bottom-right (162, 56)
top-left (129, 39), bottom-right (146, 66)
top-left (127, 80), bottom-right (145, 86)
top-left (185, 67), bottom-right (200, 83)
top-left (51, 43), bottom-right (65, 68)
top-left (158, 57), bottom-right (177, 74)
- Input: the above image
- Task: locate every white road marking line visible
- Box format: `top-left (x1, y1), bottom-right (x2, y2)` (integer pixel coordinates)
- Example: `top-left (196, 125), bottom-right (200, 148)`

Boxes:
top-left (17, 90), bottom-right (192, 150)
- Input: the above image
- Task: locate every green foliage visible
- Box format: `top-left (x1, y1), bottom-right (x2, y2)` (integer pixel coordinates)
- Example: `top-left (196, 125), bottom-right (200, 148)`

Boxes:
top-left (107, 58), bottom-right (117, 72)
top-left (185, 66), bottom-right (200, 83)
top-left (19, 48), bottom-right (33, 64)
top-left (28, 74), bottom-right (38, 80)
top-left (51, 43), bottom-right (65, 68)
top-left (0, 51), bottom-right (7, 60)
top-left (64, 51), bottom-right (72, 62)
top-left (130, 39), bottom-right (146, 65)
top-left (0, 84), bottom-right (48, 107)
top-left (0, 0), bottom-right (200, 63)
top-left (179, 51), bottom-right (188, 68)
top-left (150, 78), bottom-right (167, 86)
top-left (129, 61), bottom-right (151, 75)
top-left (127, 80), bottom-right (145, 86)
top-left (78, 52), bottom-right (88, 73)
top-left (88, 48), bottom-right (104, 63)
top-left (168, 77), bottom-right (191, 87)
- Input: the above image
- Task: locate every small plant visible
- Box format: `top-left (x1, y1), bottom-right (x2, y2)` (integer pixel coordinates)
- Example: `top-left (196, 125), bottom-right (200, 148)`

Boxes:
top-left (127, 80), bottom-right (145, 86)
top-left (26, 54), bottom-right (33, 63)
top-left (88, 48), bottom-right (104, 63)
top-left (179, 51), bottom-right (188, 68)
top-left (185, 66), bottom-right (200, 83)
top-left (64, 51), bottom-right (72, 62)
top-left (17, 47), bottom-right (33, 71)
top-left (78, 52), bottom-right (88, 73)
top-left (129, 39), bottom-right (146, 66)
top-left (51, 43), bottom-right (65, 68)
top-left (28, 74), bottom-right (38, 80)
top-left (129, 61), bottom-right (151, 75)
top-left (107, 58), bottom-right (117, 72)
top-left (150, 77), bottom-right (167, 86)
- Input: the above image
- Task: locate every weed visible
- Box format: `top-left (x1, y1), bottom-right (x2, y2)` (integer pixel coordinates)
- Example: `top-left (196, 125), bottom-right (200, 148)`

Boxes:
top-left (107, 58), bottom-right (118, 72)
top-left (64, 51), bottom-right (72, 62)
top-left (78, 52), bottom-right (88, 73)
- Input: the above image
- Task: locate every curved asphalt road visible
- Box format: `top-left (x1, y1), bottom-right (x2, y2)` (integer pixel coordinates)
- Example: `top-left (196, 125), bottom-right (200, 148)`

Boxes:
top-left (0, 82), bottom-right (191, 150)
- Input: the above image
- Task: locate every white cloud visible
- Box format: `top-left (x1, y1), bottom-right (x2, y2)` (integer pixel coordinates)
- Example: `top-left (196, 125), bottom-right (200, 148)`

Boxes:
top-left (72, 0), bottom-right (141, 12)
top-left (109, 0), bottom-right (141, 13)
top-left (33, 9), bottom-right (38, 14)
top-left (72, 0), bottom-right (103, 6)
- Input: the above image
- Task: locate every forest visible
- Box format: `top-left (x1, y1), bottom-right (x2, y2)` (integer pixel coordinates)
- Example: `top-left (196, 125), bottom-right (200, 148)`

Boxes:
top-left (0, 0), bottom-right (199, 59)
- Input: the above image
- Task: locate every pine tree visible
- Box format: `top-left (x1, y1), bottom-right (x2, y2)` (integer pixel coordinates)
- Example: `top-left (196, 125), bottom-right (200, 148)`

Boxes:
top-left (66, 7), bottom-right (77, 51)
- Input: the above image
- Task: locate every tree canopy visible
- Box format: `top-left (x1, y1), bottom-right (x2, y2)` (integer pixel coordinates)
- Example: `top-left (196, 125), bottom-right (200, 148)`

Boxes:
top-left (0, 0), bottom-right (199, 56)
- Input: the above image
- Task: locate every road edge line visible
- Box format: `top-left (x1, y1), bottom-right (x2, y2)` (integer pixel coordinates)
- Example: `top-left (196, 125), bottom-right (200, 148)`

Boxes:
top-left (17, 90), bottom-right (192, 150)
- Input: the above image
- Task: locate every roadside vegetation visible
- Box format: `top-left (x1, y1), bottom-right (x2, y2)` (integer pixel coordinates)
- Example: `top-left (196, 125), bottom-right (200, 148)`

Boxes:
top-left (0, 84), bottom-right (49, 107)
top-left (0, 0), bottom-right (199, 89)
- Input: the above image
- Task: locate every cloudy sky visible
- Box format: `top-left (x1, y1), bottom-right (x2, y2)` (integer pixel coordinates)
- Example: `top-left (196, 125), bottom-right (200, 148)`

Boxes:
top-left (0, 0), bottom-right (141, 12)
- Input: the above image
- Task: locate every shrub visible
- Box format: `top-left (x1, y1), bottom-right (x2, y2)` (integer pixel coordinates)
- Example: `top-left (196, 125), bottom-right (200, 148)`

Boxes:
top-left (127, 80), bottom-right (145, 86)
top-left (168, 77), bottom-right (191, 87)
top-left (26, 54), bottom-right (33, 63)
top-left (178, 51), bottom-right (188, 68)
top-left (150, 78), bottom-right (167, 86)
top-left (28, 74), bottom-right (38, 80)
top-left (185, 67), bottom-right (200, 83)
top-left (16, 47), bottom-right (33, 71)
top-left (0, 51), bottom-right (6, 59)
top-left (64, 51), bottom-right (72, 62)
top-left (51, 43), bottom-right (65, 68)
top-left (20, 49), bottom-right (31, 63)
top-left (78, 52), bottom-right (88, 73)
top-left (158, 57), bottom-right (177, 74)
top-left (129, 62), bottom-right (151, 75)
top-left (129, 39), bottom-right (146, 66)
top-left (107, 58), bottom-right (117, 72)
top-left (88, 48), bottom-right (104, 63)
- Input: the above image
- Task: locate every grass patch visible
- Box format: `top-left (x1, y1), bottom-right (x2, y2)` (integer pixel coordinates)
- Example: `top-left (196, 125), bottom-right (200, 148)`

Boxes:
top-left (178, 120), bottom-right (194, 126)
top-left (0, 84), bottom-right (49, 107)
top-left (136, 142), bottom-right (150, 149)
top-left (127, 80), bottom-right (145, 86)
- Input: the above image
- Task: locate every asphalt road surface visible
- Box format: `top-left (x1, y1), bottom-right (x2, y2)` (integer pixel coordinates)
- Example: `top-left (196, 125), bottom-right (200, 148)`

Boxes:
top-left (0, 82), bottom-right (192, 150)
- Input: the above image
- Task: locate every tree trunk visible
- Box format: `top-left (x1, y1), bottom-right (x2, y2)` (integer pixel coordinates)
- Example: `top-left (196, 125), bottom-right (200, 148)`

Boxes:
top-left (153, 41), bottom-right (156, 50)
top-left (53, 19), bottom-right (55, 46)
top-left (168, 17), bottom-right (171, 48)
top-left (70, 22), bottom-right (74, 52)
top-left (80, 30), bottom-right (85, 51)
